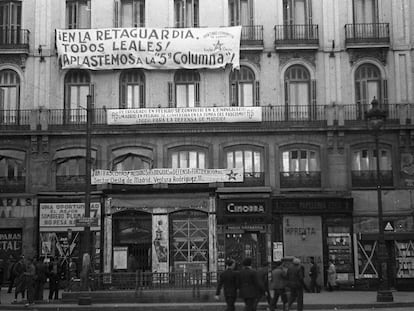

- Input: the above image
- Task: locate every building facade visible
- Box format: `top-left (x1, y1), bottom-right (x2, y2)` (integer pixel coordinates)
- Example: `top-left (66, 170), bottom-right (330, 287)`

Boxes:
top-left (1, 0), bottom-right (414, 289)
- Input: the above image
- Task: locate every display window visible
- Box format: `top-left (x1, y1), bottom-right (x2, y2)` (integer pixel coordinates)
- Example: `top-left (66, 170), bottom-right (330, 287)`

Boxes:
top-left (395, 240), bottom-right (414, 278)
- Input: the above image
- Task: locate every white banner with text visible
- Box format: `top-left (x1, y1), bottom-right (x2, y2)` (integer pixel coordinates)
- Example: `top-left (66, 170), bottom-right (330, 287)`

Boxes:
top-left (91, 168), bottom-right (244, 185)
top-left (107, 107), bottom-right (262, 124)
top-left (56, 26), bottom-right (241, 70)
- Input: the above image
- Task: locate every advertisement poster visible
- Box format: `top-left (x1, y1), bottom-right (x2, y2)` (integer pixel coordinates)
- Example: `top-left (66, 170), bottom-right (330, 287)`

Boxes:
top-left (152, 215), bottom-right (168, 273)
top-left (113, 246), bottom-right (128, 270)
top-left (0, 228), bottom-right (22, 261)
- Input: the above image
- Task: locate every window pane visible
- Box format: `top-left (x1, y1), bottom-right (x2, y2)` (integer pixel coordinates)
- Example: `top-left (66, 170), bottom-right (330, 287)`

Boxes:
top-left (198, 152), bottom-right (205, 169)
top-left (172, 153), bottom-right (178, 168)
top-left (235, 151), bottom-right (243, 168)
top-left (254, 152), bottom-right (261, 172)
top-left (240, 83), bottom-right (253, 107)
top-left (240, 0), bottom-right (249, 25)
top-left (244, 151), bottom-right (252, 172)
top-left (294, 0), bottom-right (306, 24)
top-left (189, 151), bottom-right (197, 168)
top-left (188, 84), bottom-right (195, 107)
top-left (179, 151), bottom-right (188, 168)
top-left (227, 152), bottom-right (234, 168)
top-left (121, 1), bottom-right (133, 27)
top-left (176, 85), bottom-right (187, 107)
top-left (282, 151), bottom-right (289, 172)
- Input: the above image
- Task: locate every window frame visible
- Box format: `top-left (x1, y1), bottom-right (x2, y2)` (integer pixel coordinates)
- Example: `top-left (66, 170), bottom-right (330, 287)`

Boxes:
top-left (174, 0), bottom-right (199, 28)
top-left (169, 147), bottom-right (207, 169)
top-left (173, 70), bottom-right (200, 108)
top-left (229, 65), bottom-right (257, 107)
top-left (66, 0), bottom-right (91, 29)
top-left (119, 69), bottom-right (145, 109)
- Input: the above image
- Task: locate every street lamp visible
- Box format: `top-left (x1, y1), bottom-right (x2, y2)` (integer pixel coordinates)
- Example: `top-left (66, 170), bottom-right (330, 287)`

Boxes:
top-left (365, 97), bottom-right (393, 302)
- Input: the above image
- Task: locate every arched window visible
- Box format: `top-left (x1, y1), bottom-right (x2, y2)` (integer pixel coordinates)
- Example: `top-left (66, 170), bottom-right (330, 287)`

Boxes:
top-left (66, 0), bottom-right (91, 29)
top-left (0, 69), bottom-right (20, 124)
top-left (226, 147), bottom-right (263, 185)
top-left (280, 147), bottom-right (321, 188)
top-left (351, 146), bottom-right (392, 187)
top-left (174, 0), bottom-right (199, 28)
top-left (120, 70), bottom-right (145, 109)
top-left (112, 153), bottom-right (152, 171)
top-left (64, 70), bottom-right (91, 123)
top-left (284, 65), bottom-right (316, 120)
top-left (169, 70), bottom-right (200, 108)
top-left (115, 0), bottom-right (145, 27)
top-left (0, 152), bottom-right (25, 192)
top-left (355, 63), bottom-right (387, 119)
top-left (171, 150), bottom-right (206, 169)
top-left (229, 65), bottom-right (258, 107)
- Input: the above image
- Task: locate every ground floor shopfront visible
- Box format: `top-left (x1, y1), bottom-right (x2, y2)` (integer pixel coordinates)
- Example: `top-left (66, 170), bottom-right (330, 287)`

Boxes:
top-left (103, 192), bottom-right (217, 274)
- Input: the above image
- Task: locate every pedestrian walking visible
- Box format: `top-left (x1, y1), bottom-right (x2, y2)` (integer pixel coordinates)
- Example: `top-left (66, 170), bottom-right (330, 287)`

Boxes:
top-left (48, 257), bottom-right (60, 301)
top-left (238, 257), bottom-right (262, 311)
top-left (7, 256), bottom-right (16, 294)
top-left (286, 257), bottom-right (305, 311)
top-left (215, 259), bottom-right (239, 311)
top-left (269, 260), bottom-right (288, 311)
top-left (326, 260), bottom-right (337, 291)
top-left (309, 257), bottom-right (320, 293)
top-left (13, 256), bottom-right (26, 303)
top-left (24, 257), bottom-right (36, 307)
top-left (255, 262), bottom-right (271, 310)
top-left (34, 257), bottom-right (47, 301)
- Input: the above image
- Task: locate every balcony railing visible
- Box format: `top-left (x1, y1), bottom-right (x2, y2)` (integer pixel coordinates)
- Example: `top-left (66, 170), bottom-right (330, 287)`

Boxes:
top-left (0, 28), bottom-right (30, 50)
top-left (351, 170), bottom-right (393, 188)
top-left (0, 110), bottom-right (31, 126)
top-left (280, 171), bottom-right (321, 188)
top-left (240, 25), bottom-right (263, 46)
top-left (224, 172), bottom-right (265, 187)
top-left (0, 176), bottom-right (25, 193)
top-left (345, 23), bottom-right (390, 45)
top-left (0, 103), bottom-right (410, 129)
top-left (56, 175), bottom-right (97, 192)
top-left (274, 24), bottom-right (319, 46)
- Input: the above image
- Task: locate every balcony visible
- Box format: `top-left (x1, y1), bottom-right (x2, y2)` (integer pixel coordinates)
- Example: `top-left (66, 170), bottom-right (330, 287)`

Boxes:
top-left (0, 110), bottom-right (31, 128)
top-left (345, 23), bottom-right (390, 48)
top-left (224, 172), bottom-right (265, 187)
top-left (0, 176), bottom-right (25, 193)
top-left (0, 28), bottom-right (30, 53)
top-left (56, 175), bottom-right (97, 192)
top-left (351, 170), bottom-right (393, 188)
top-left (240, 25), bottom-right (263, 50)
top-left (274, 24), bottom-right (319, 49)
top-left (280, 171), bottom-right (321, 188)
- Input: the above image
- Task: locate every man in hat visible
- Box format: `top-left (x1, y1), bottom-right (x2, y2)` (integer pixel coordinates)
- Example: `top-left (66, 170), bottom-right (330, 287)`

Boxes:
top-left (238, 257), bottom-right (262, 311)
top-left (215, 259), bottom-right (239, 311)
top-left (286, 257), bottom-right (304, 311)
top-left (269, 260), bottom-right (288, 311)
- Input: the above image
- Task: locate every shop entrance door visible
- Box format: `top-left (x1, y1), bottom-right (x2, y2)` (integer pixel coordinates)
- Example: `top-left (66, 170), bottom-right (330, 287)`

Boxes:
top-left (129, 243), bottom-right (151, 272)
top-left (225, 232), bottom-right (265, 268)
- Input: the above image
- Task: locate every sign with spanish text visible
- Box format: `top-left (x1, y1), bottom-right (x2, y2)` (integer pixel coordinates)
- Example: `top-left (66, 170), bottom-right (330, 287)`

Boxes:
top-left (0, 229), bottom-right (22, 261)
top-left (39, 203), bottom-right (101, 231)
top-left (107, 107), bottom-right (262, 125)
top-left (56, 27), bottom-right (241, 70)
top-left (91, 168), bottom-right (243, 185)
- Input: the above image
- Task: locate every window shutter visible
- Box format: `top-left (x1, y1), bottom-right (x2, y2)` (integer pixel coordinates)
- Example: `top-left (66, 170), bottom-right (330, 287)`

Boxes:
top-left (89, 83), bottom-right (95, 105)
top-left (168, 82), bottom-right (175, 107)
top-left (307, 0), bottom-right (313, 24)
top-left (195, 81), bottom-right (200, 107)
top-left (382, 79), bottom-right (388, 107)
top-left (139, 0), bottom-right (145, 27)
top-left (87, 0), bottom-right (92, 28)
top-left (230, 82), bottom-right (238, 106)
top-left (0, 88), bottom-right (4, 110)
top-left (284, 80), bottom-right (289, 120)
top-left (139, 83), bottom-right (145, 108)
top-left (114, 0), bottom-right (120, 27)
top-left (311, 79), bottom-right (316, 119)
top-left (255, 80), bottom-right (260, 106)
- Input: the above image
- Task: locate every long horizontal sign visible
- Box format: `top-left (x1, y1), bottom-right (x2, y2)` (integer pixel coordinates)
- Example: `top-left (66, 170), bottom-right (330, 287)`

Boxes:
top-left (107, 107), bottom-right (262, 124)
top-left (56, 26), bottom-right (241, 70)
top-left (91, 168), bottom-right (244, 185)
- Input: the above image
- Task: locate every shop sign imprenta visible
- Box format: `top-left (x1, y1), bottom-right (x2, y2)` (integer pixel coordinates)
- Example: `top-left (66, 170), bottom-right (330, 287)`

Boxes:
top-left (56, 26), bottom-right (241, 70)
top-left (91, 168), bottom-right (243, 185)
top-left (107, 107), bottom-right (262, 125)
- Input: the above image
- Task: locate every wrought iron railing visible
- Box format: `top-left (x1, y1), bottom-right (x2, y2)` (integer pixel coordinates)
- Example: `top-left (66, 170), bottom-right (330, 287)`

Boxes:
top-left (0, 103), bottom-right (411, 128)
top-left (0, 28), bottom-right (30, 47)
top-left (280, 171), bottom-right (321, 188)
top-left (0, 176), bottom-right (25, 193)
top-left (274, 24), bottom-right (319, 44)
top-left (345, 23), bottom-right (390, 44)
top-left (351, 170), bottom-right (393, 188)
top-left (240, 25), bottom-right (263, 45)
top-left (70, 271), bottom-right (218, 291)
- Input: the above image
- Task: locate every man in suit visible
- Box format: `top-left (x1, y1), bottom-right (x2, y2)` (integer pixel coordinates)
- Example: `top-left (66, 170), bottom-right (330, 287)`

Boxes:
top-left (215, 259), bottom-right (239, 311)
top-left (238, 257), bottom-right (262, 311)
top-left (286, 257), bottom-right (305, 311)
top-left (269, 260), bottom-right (288, 311)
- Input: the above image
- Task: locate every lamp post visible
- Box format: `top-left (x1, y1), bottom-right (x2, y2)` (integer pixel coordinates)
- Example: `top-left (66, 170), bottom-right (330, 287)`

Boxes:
top-left (365, 97), bottom-right (393, 302)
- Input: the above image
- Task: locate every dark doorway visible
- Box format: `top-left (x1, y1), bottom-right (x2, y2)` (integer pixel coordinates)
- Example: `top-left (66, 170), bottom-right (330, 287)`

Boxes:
top-left (225, 231), bottom-right (265, 268)
top-left (113, 210), bottom-right (152, 272)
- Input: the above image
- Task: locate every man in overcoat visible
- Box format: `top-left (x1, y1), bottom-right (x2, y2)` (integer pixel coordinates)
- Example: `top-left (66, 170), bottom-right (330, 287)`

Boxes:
top-left (215, 259), bottom-right (239, 311)
top-left (238, 257), bottom-right (262, 311)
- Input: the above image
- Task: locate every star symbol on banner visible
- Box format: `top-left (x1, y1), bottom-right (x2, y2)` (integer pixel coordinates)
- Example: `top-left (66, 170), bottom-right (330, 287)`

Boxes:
top-left (226, 170), bottom-right (238, 181)
top-left (213, 40), bottom-right (223, 51)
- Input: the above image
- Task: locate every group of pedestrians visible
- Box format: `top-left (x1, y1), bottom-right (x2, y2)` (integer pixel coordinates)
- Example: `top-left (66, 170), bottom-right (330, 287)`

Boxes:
top-left (6, 256), bottom-right (62, 306)
top-left (216, 256), bottom-right (331, 311)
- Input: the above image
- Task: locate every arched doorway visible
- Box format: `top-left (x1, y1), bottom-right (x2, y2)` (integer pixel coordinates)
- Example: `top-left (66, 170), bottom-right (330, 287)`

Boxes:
top-left (113, 210), bottom-right (152, 272)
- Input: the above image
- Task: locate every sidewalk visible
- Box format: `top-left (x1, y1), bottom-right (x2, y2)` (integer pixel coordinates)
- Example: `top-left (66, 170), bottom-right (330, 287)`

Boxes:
top-left (1, 288), bottom-right (414, 310)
